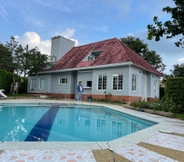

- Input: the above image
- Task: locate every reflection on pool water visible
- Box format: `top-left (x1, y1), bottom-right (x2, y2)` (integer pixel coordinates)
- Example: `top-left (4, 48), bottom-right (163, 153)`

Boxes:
top-left (0, 103), bottom-right (157, 142)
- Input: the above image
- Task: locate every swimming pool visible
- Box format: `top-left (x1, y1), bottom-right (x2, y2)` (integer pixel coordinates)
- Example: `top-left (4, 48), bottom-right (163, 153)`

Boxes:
top-left (0, 103), bottom-right (157, 142)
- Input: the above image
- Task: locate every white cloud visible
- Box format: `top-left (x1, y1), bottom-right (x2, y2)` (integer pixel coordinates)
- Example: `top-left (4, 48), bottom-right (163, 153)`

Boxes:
top-left (95, 26), bottom-right (109, 32)
top-left (51, 28), bottom-right (78, 46)
top-left (25, 16), bottom-right (45, 28)
top-left (177, 58), bottom-right (184, 64)
top-left (14, 29), bottom-right (79, 55)
top-left (35, 20), bottom-right (45, 28)
top-left (61, 28), bottom-right (75, 38)
top-left (15, 31), bottom-right (51, 55)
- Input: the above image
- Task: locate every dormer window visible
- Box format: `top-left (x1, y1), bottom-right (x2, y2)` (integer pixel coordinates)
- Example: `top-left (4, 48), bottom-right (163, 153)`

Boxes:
top-left (84, 50), bottom-right (102, 61)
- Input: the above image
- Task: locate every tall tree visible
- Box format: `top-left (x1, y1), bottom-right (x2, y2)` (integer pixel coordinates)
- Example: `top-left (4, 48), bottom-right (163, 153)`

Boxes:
top-left (147, 0), bottom-right (184, 48)
top-left (170, 63), bottom-right (184, 77)
top-left (120, 36), bottom-right (166, 73)
top-left (0, 43), bottom-right (13, 71)
top-left (5, 36), bottom-right (53, 94)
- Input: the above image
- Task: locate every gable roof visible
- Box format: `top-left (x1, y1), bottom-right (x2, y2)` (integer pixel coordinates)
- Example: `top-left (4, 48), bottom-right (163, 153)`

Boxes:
top-left (49, 38), bottom-right (161, 76)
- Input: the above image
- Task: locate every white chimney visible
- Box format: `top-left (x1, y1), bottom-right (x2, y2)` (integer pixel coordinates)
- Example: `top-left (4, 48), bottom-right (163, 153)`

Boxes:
top-left (51, 36), bottom-right (75, 62)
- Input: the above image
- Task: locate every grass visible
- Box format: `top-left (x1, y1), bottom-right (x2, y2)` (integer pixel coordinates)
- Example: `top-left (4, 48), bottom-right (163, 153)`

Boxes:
top-left (173, 113), bottom-right (184, 120)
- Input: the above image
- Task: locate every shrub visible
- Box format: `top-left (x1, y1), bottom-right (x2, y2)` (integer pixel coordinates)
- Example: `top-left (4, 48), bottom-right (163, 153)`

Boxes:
top-left (130, 98), bottom-right (178, 113)
top-left (159, 86), bottom-right (165, 99)
top-left (165, 77), bottom-right (184, 113)
top-left (0, 69), bottom-right (12, 93)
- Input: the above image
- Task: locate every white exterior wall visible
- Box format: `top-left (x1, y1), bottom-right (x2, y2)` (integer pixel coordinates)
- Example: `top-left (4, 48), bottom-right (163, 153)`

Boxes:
top-left (27, 65), bottom-right (160, 100)
top-left (51, 72), bottom-right (72, 94)
top-left (92, 66), bottom-right (130, 96)
top-left (77, 71), bottom-right (93, 95)
top-left (27, 74), bottom-right (50, 93)
top-left (148, 74), bottom-right (160, 98)
top-left (128, 66), bottom-right (142, 97)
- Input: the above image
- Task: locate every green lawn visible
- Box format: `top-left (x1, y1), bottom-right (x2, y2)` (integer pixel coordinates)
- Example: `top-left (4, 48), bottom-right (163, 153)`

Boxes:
top-left (173, 113), bottom-right (184, 120)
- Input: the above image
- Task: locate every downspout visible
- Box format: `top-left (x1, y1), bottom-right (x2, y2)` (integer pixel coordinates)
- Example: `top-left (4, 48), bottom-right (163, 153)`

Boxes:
top-left (128, 64), bottom-right (131, 98)
top-left (48, 74), bottom-right (51, 94)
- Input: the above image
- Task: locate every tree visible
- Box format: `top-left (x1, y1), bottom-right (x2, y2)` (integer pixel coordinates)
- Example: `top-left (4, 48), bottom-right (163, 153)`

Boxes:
top-left (26, 47), bottom-right (53, 76)
top-left (5, 36), bottom-right (53, 94)
top-left (0, 43), bottom-right (13, 71)
top-left (147, 0), bottom-right (184, 48)
top-left (170, 63), bottom-right (184, 77)
top-left (120, 36), bottom-right (166, 73)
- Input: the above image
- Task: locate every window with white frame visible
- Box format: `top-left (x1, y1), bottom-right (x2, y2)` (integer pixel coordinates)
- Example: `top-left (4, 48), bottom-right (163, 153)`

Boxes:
top-left (154, 80), bottom-right (158, 93)
top-left (112, 74), bottom-right (123, 90)
top-left (58, 77), bottom-right (68, 84)
top-left (98, 75), bottom-right (107, 90)
top-left (83, 50), bottom-right (102, 61)
top-left (96, 118), bottom-right (106, 134)
top-left (30, 79), bottom-right (36, 90)
top-left (39, 78), bottom-right (44, 90)
top-left (132, 74), bottom-right (137, 91)
top-left (111, 121), bottom-right (122, 138)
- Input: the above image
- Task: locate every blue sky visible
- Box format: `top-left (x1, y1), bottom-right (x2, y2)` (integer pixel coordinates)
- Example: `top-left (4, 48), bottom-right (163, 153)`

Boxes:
top-left (0, 0), bottom-right (183, 74)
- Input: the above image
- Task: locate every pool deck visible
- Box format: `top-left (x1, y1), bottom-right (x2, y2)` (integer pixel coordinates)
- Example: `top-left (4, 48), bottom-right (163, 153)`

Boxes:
top-left (0, 99), bottom-right (184, 162)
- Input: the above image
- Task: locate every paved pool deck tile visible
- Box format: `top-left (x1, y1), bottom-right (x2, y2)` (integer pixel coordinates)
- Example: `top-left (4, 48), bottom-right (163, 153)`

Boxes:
top-left (0, 149), bottom-right (96, 162)
top-left (168, 125), bottom-right (184, 134)
top-left (143, 133), bottom-right (184, 151)
top-left (111, 144), bottom-right (178, 162)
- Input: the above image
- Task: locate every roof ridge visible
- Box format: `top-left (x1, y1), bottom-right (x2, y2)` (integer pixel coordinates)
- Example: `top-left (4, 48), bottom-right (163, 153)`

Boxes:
top-left (116, 39), bottom-right (131, 61)
top-left (116, 39), bottom-right (161, 75)
top-left (76, 37), bottom-right (117, 47)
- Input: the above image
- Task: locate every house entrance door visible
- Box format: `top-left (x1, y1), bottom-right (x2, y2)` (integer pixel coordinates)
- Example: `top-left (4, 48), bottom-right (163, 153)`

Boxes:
top-left (141, 75), bottom-right (147, 101)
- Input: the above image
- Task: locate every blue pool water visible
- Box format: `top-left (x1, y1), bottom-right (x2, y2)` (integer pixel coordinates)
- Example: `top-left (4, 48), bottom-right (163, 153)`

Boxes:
top-left (0, 103), bottom-right (157, 142)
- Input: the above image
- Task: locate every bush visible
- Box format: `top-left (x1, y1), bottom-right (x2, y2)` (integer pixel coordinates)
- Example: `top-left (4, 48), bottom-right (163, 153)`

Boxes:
top-left (0, 69), bottom-right (12, 93)
top-left (159, 86), bottom-right (165, 99)
top-left (130, 98), bottom-right (178, 113)
top-left (18, 77), bottom-right (28, 93)
top-left (165, 77), bottom-right (184, 113)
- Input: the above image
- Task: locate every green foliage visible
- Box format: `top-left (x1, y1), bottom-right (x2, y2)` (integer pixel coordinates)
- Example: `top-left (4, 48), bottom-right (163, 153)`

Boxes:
top-left (170, 63), bottom-right (184, 77)
top-left (173, 113), bottom-right (184, 120)
top-left (120, 36), bottom-right (165, 73)
top-left (18, 77), bottom-right (28, 93)
top-left (0, 43), bottom-right (13, 71)
top-left (147, 0), bottom-right (184, 48)
top-left (130, 100), bottom-right (150, 109)
top-left (130, 98), bottom-right (177, 113)
top-left (93, 98), bottom-right (127, 104)
top-left (0, 69), bottom-right (13, 94)
top-left (2, 36), bottom-right (53, 94)
top-left (165, 77), bottom-right (184, 113)
top-left (104, 91), bottom-right (112, 101)
top-left (4, 36), bottom-right (53, 77)
top-left (159, 86), bottom-right (165, 99)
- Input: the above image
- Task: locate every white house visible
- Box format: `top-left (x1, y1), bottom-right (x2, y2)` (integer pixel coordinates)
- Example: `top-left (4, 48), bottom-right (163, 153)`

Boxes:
top-left (27, 36), bottom-right (161, 102)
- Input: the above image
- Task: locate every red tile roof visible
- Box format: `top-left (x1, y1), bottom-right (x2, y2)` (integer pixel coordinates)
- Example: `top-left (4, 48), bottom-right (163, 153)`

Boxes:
top-left (50, 38), bottom-right (161, 75)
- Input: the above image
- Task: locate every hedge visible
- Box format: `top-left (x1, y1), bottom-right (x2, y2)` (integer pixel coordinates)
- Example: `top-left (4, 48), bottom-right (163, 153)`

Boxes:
top-left (0, 69), bottom-right (12, 94)
top-left (165, 77), bottom-right (184, 113)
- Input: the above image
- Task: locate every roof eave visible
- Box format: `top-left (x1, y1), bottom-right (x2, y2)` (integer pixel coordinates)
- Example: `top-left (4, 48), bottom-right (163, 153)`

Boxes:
top-left (132, 64), bottom-right (161, 76)
top-left (37, 62), bottom-right (133, 74)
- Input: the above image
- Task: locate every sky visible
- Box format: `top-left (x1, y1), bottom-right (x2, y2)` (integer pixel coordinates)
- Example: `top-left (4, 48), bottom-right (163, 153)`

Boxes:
top-left (0, 0), bottom-right (183, 74)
